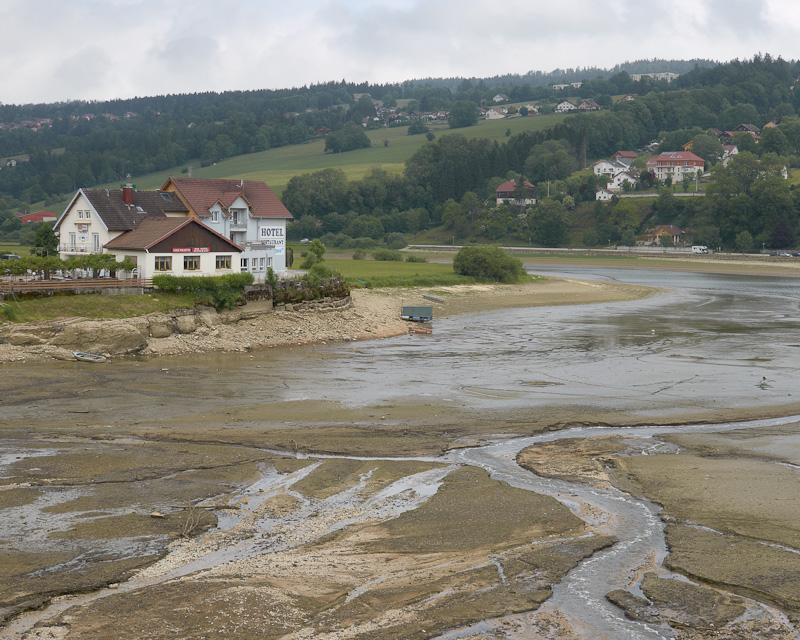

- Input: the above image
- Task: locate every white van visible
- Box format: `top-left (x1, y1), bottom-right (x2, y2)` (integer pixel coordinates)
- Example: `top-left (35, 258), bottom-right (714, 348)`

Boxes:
top-left (692, 245), bottom-right (709, 254)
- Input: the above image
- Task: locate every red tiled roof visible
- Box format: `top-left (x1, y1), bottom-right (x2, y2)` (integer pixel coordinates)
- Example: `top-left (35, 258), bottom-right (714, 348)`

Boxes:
top-left (15, 210), bottom-right (58, 224)
top-left (646, 151), bottom-right (704, 166)
top-left (496, 180), bottom-right (535, 192)
top-left (162, 178), bottom-right (293, 220)
top-left (104, 217), bottom-right (242, 252)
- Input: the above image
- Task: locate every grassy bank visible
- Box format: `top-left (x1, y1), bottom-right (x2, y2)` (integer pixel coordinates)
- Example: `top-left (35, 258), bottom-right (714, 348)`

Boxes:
top-left (326, 256), bottom-right (535, 288)
top-left (1, 292), bottom-right (196, 323)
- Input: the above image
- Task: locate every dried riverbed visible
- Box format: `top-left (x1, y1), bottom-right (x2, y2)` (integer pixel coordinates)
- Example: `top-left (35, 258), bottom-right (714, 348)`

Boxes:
top-left (1, 267), bottom-right (800, 639)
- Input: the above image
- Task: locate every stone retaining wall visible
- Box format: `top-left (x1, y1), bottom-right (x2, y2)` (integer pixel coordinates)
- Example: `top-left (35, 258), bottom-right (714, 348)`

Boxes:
top-left (0, 295), bottom-right (352, 357)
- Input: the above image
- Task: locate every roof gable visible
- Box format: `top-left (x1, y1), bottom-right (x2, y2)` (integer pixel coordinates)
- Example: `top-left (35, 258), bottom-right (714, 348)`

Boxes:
top-left (162, 177), bottom-right (293, 220)
top-left (57, 188), bottom-right (190, 231)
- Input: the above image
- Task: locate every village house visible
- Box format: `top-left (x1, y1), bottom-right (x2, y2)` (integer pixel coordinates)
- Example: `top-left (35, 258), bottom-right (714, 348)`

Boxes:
top-left (646, 151), bottom-right (704, 182)
top-left (647, 224), bottom-right (685, 245)
top-left (607, 171), bottom-right (639, 192)
top-left (103, 217), bottom-right (243, 280)
top-left (496, 180), bottom-right (536, 206)
top-left (55, 184), bottom-right (191, 258)
top-left (722, 145), bottom-right (739, 166)
top-left (555, 101), bottom-right (577, 113)
top-left (161, 177), bottom-right (293, 276)
top-left (484, 107), bottom-right (507, 120)
top-left (612, 151), bottom-right (638, 163)
top-left (595, 188), bottom-right (616, 201)
top-left (552, 84), bottom-right (570, 91)
top-left (493, 94), bottom-right (509, 103)
top-left (593, 159), bottom-right (631, 178)
top-left (578, 99), bottom-right (601, 111)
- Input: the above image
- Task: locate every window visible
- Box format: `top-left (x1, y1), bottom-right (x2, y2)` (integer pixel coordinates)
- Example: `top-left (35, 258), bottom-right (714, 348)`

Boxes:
top-left (216, 255), bottom-right (231, 270)
top-left (267, 256), bottom-right (272, 268)
top-left (259, 257), bottom-right (265, 270)
top-left (155, 256), bottom-right (172, 271)
top-left (211, 211), bottom-right (219, 222)
top-left (85, 210), bottom-right (91, 219)
top-left (184, 256), bottom-right (200, 271)
top-left (240, 258), bottom-right (248, 272)
top-left (78, 210), bottom-right (83, 219)
top-left (69, 232), bottom-right (76, 247)
top-left (92, 233), bottom-right (100, 252)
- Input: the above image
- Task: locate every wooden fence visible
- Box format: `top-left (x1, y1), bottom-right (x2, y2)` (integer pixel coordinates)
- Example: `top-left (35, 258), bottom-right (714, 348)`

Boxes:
top-left (0, 278), bottom-right (153, 293)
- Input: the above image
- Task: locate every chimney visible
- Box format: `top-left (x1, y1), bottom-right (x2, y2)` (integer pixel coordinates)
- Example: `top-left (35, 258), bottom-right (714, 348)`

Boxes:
top-left (122, 174), bottom-right (134, 205)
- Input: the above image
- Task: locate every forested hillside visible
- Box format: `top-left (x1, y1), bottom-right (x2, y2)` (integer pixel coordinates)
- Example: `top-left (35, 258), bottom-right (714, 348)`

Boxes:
top-left (2, 55), bottom-right (800, 251)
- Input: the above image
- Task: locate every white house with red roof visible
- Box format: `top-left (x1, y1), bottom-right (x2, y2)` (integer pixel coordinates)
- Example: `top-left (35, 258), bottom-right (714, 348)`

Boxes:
top-left (646, 151), bottom-right (704, 182)
top-left (161, 177), bottom-right (294, 276)
top-left (722, 145), bottom-right (739, 166)
top-left (496, 180), bottom-right (536, 206)
top-left (607, 171), bottom-right (639, 192)
top-left (484, 107), bottom-right (507, 120)
top-left (104, 218), bottom-right (243, 280)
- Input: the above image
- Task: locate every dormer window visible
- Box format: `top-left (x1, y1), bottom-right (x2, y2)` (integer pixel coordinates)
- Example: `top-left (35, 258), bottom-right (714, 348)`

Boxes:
top-left (211, 211), bottom-right (219, 222)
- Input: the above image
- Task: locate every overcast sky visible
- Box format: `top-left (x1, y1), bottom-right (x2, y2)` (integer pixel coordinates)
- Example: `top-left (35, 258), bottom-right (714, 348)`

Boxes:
top-left (2, 0), bottom-right (798, 106)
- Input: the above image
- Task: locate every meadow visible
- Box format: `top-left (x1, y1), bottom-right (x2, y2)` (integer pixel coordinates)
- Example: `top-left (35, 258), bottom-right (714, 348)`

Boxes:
top-left (106, 113), bottom-right (567, 197)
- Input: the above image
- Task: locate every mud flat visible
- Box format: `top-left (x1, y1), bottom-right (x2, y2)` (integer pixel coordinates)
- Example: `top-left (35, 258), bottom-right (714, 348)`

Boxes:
top-left (518, 424), bottom-right (800, 638)
top-left (3, 273), bottom-right (800, 639)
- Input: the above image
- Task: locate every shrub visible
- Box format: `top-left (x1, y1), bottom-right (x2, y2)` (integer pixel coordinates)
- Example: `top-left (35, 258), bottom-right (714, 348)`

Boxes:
top-left (405, 254), bottom-right (427, 263)
top-left (300, 252), bottom-right (320, 269)
top-left (352, 248), bottom-right (366, 260)
top-left (452, 246), bottom-right (526, 283)
top-left (153, 273), bottom-right (255, 310)
top-left (372, 249), bottom-right (404, 261)
top-left (384, 232), bottom-right (407, 250)
top-left (304, 262), bottom-right (337, 287)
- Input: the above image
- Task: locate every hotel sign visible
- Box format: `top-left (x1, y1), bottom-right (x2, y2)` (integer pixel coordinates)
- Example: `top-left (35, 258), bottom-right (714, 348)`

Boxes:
top-left (172, 247), bottom-right (210, 253)
top-left (260, 225), bottom-right (285, 254)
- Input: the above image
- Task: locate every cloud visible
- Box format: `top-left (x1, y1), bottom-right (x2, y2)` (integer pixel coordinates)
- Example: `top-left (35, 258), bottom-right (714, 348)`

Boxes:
top-left (0, 0), bottom-right (799, 104)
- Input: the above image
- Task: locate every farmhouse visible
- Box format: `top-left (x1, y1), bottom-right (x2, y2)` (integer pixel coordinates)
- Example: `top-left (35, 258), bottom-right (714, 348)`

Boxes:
top-left (496, 180), bottom-right (536, 206)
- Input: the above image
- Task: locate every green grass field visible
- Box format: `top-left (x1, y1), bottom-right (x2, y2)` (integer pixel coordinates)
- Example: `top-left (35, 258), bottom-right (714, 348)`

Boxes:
top-left (103, 114), bottom-right (568, 197)
top-left (0, 243), bottom-right (28, 256)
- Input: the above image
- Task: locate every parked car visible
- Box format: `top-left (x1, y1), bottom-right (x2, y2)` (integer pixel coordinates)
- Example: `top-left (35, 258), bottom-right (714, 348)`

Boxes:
top-left (0, 253), bottom-right (21, 260)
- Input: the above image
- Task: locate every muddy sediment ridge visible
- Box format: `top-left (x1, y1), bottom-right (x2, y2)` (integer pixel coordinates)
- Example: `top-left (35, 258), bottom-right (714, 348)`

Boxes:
top-left (1, 412), bottom-right (799, 640)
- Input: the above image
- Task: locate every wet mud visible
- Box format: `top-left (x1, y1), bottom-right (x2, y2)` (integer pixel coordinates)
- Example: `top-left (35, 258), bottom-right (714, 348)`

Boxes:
top-left (2, 271), bottom-right (800, 638)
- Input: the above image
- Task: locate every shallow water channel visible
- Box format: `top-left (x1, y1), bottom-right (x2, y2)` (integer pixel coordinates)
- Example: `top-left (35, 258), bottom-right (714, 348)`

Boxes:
top-left (3, 267), bottom-right (800, 638)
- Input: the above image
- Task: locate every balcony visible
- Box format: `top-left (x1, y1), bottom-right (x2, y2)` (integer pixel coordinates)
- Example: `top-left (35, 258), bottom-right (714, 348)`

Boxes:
top-left (229, 219), bottom-right (247, 230)
top-left (59, 243), bottom-right (101, 254)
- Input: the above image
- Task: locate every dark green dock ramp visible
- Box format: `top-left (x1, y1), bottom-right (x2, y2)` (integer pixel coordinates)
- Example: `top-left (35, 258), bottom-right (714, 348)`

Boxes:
top-left (401, 306), bottom-right (433, 321)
